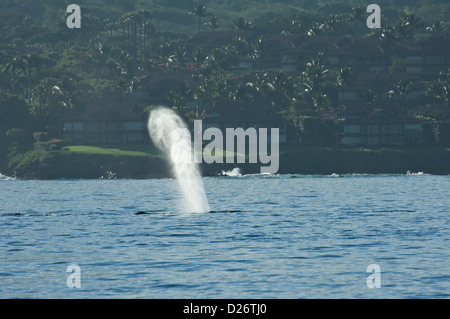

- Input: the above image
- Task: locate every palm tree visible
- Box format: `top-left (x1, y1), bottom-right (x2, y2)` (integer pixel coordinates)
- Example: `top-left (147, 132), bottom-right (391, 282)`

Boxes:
top-left (194, 77), bottom-right (219, 117)
top-left (82, 13), bottom-right (102, 49)
top-left (395, 12), bottom-right (422, 45)
top-left (263, 71), bottom-right (296, 111)
top-left (190, 3), bottom-right (208, 33)
top-left (426, 20), bottom-right (446, 34)
top-left (1, 53), bottom-right (26, 94)
top-left (248, 36), bottom-right (267, 70)
top-left (168, 82), bottom-right (192, 114)
top-left (348, 6), bottom-right (365, 35)
top-left (132, 9), bottom-right (153, 59)
top-left (202, 48), bottom-right (229, 77)
top-left (103, 18), bottom-right (115, 38)
top-left (193, 47), bottom-right (208, 67)
top-left (301, 53), bottom-right (332, 113)
top-left (389, 79), bottom-right (415, 109)
top-left (118, 13), bottom-right (129, 44)
top-left (281, 18), bottom-right (302, 35)
top-left (228, 36), bottom-right (249, 67)
top-left (205, 16), bottom-right (220, 32)
top-left (425, 79), bottom-right (449, 112)
top-left (336, 66), bottom-right (354, 105)
top-left (232, 17), bottom-right (252, 31)
top-left (139, 9), bottom-right (153, 53)
top-left (229, 81), bottom-right (255, 107)
top-left (30, 78), bottom-right (73, 131)
top-left (158, 42), bottom-right (175, 69)
top-left (22, 53), bottom-right (42, 104)
top-left (363, 89), bottom-right (377, 106)
top-left (174, 46), bottom-right (189, 70)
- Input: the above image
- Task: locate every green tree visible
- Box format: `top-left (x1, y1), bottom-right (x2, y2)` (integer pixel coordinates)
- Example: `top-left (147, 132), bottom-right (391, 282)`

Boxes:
top-left (261, 71), bottom-right (296, 111)
top-left (168, 82), bottom-right (192, 114)
top-left (248, 36), bottom-right (267, 70)
top-left (301, 53), bottom-right (333, 113)
top-left (190, 3), bottom-right (208, 34)
top-left (348, 6), bottom-right (366, 35)
top-left (389, 79), bottom-right (415, 109)
top-left (193, 77), bottom-right (219, 117)
top-left (30, 78), bottom-right (73, 132)
top-left (392, 11), bottom-right (423, 45)
top-left (336, 66), bottom-right (355, 105)
top-left (1, 53), bottom-right (26, 94)
top-left (425, 79), bottom-right (449, 112)
top-left (363, 89), bottom-right (377, 106)
top-left (232, 17), bottom-right (252, 31)
top-left (0, 94), bottom-right (29, 130)
top-left (426, 20), bottom-right (446, 34)
top-left (205, 16), bottom-right (220, 32)
top-left (228, 36), bottom-right (250, 67)
top-left (22, 53), bottom-right (42, 104)
top-left (5, 128), bottom-right (30, 151)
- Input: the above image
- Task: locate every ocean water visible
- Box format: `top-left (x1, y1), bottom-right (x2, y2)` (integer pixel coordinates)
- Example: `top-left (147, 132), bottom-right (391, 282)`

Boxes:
top-left (0, 173), bottom-right (449, 299)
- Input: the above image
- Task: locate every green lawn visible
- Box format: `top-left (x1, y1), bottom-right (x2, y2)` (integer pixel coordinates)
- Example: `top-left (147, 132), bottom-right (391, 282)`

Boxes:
top-left (63, 145), bottom-right (155, 157)
top-left (64, 144), bottom-right (242, 159)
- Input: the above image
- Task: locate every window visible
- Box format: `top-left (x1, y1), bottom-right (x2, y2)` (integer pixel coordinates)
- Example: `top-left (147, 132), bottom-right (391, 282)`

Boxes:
top-left (389, 124), bottom-right (401, 134)
top-left (369, 66), bottom-right (386, 72)
top-left (406, 66), bottom-right (423, 74)
top-left (73, 123), bottom-right (83, 131)
top-left (328, 57), bottom-right (339, 65)
top-left (370, 56), bottom-right (385, 64)
top-left (367, 136), bottom-right (380, 145)
top-left (341, 92), bottom-right (357, 101)
top-left (106, 133), bottom-right (121, 144)
top-left (387, 136), bottom-right (402, 145)
top-left (64, 123), bottom-right (73, 131)
top-left (127, 133), bottom-right (144, 142)
top-left (106, 122), bottom-right (121, 132)
top-left (344, 125), bottom-right (360, 134)
top-left (343, 136), bottom-right (361, 144)
top-left (124, 121), bottom-right (144, 131)
top-left (85, 122), bottom-right (99, 132)
top-left (367, 125), bottom-right (380, 134)
top-left (406, 56), bottom-right (423, 64)
top-left (404, 124), bottom-right (420, 132)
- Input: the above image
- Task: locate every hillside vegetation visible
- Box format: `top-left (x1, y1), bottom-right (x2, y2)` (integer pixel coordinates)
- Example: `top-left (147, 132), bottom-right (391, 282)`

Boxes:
top-left (0, 0), bottom-right (449, 178)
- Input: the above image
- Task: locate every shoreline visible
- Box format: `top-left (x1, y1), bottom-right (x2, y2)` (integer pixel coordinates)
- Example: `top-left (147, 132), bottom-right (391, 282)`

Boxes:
top-left (1, 144), bottom-right (450, 180)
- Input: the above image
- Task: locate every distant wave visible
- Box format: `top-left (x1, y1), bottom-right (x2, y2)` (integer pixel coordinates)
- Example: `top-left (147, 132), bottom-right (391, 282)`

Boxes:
top-left (0, 173), bottom-right (15, 181)
top-left (221, 168), bottom-right (243, 177)
top-left (406, 171), bottom-right (428, 176)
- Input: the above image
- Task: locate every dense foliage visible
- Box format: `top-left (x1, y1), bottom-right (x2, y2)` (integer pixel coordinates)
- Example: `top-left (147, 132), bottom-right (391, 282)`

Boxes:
top-left (0, 0), bottom-right (449, 161)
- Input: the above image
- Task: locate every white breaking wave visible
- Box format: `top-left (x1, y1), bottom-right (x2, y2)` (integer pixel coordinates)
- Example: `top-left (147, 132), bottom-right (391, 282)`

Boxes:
top-left (406, 171), bottom-right (427, 176)
top-left (0, 173), bottom-right (16, 181)
top-left (221, 168), bottom-right (242, 177)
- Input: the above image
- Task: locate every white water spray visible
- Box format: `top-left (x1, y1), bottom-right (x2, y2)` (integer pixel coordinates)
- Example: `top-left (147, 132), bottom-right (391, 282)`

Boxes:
top-left (148, 107), bottom-right (211, 213)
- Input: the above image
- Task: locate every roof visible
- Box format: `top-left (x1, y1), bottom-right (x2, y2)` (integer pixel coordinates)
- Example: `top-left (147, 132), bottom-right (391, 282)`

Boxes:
top-left (138, 71), bottom-right (195, 90)
top-left (352, 71), bottom-right (417, 90)
top-left (202, 98), bottom-right (286, 123)
top-left (344, 108), bottom-right (420, 124)
top-left (72, 103), bottom-right (144, 122)
top-left (338, 37), bottom-right (411, 56)
top-left (418, 33), bottom-right (450, 54)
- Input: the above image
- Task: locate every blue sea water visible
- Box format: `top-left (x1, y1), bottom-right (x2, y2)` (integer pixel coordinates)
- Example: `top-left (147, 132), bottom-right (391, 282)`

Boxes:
top-left (0, 173), bottom-right (449, 299)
